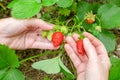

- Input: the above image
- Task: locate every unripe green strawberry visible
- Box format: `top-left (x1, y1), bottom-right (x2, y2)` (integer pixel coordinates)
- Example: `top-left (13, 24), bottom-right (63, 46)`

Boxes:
top-left (85, 11), bottom-right (96, 24)
top-left (53, 25), bottom-right (60, 31)
top-left (41, 30), bottom-right (48, 37)
top-left (60, 26), bottom-right (68, 34)
top-left (95, 26), bottom-right (101, 32)
top-left (47, 31), bottom-right (53, 41)
top-left (67, 33), bottom-right (72, 36)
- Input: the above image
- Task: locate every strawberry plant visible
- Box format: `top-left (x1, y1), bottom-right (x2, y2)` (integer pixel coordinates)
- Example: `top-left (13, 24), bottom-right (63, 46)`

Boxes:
top-left (0, 0), bottom-right (120, 80)
top-left (0, 45), bottom-right (24, 80)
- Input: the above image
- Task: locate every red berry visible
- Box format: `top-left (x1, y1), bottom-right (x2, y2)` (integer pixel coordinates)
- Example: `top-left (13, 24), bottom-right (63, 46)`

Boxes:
top-left (86, 19), bottom-right (94, 24)
top-left (52, 32), bottom-right (64, 47)
top-left (76, 39), bottom-right (85, 56)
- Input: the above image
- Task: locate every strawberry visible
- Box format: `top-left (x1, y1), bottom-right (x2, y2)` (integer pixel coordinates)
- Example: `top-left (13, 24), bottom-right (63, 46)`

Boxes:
top-left (52, 32), bottom-right (64, 47)
top-left (86, 19), bottom-right (94, 24)
top-left (85, 11), bottom-right (96, 24)
top-left (76, 39), bottom-right (85, 56)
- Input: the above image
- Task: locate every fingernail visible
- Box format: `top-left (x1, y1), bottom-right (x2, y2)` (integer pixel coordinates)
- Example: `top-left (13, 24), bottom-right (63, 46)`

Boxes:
top-left (73, 33), bottom-right (80, 41)
top-left (66, 36), bottom-right (72, 42)
top-left (83, 38), bottom-right (90, 43)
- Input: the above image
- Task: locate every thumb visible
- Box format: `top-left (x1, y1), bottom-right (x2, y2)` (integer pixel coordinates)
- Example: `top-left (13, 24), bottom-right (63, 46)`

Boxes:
top-left (83, 38), bottom-right (98, 60)
top-left (27, 19), bottom-right (54, 30)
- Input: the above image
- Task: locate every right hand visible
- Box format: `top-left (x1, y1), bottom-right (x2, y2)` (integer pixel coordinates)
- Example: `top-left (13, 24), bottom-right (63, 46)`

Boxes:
top-left (64, 32), bottom-right (111, 80)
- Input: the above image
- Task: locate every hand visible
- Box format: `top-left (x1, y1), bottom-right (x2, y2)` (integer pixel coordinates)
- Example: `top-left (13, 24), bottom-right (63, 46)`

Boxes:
top-left (0, 17), bottom-right (57, 50)
top-left (64, 32), bottom-right (111, 80)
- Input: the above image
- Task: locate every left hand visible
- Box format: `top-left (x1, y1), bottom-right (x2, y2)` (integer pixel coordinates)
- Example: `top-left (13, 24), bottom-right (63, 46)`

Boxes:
top-left (0, 18), bottom-right (57, 50)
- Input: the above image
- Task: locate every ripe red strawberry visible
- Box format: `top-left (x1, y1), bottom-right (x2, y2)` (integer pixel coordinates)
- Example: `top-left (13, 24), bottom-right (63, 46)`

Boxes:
top-left (52, 32), bottom-right (64, 47)
top-left (76, 39), bottom-right (85, 56)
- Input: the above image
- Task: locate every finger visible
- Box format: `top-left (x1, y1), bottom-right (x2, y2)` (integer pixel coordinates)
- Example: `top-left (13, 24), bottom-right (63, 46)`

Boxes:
top-left (30, 41), bottom-right (59, 50)
top-left (64, 44), bottom-right (82, 68)
top-left (77, 72), bottom-right (85, 80)
top-left (83, 38), bottom-right (98, 60)
top-left (66, 36), bottom-right (87, 62)
top-left (27, 19), bottom-right (54, 30)
top-left (66, 36), bottom-right (78, 53)
top-left (72, 33), bottom-right (88, 60)
top-left (83, 32), bottom-right (108, 56)
top-left (72, 33), bottom-right (80, 41)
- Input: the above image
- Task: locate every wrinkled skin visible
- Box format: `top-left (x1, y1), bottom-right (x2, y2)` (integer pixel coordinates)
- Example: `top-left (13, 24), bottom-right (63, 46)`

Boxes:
top-left (0, 18), bottom-right (58, 50)
top-left (0, 17), bottom-right (111, 80)
top-left (64, 32), bottom-right (111, 80)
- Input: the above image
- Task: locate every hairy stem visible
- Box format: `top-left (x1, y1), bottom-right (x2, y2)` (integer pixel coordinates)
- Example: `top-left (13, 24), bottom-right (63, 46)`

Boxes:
top-left (19, 50), bottom-right (60, 64)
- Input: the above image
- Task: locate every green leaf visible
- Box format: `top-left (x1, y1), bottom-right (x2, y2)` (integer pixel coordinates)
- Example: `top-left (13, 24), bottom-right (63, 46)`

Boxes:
top-left (47, 31), bottom-right (53, 41)
top-left (96, 30), bottom-right (116, 52)
top-left (42, 0), bottom-right (58, 6)
top-left (88, 23), bottom-right (100, 36)
top-left (100, 5), bottom-right (120, 29)
top-left (35, 0), bottom-right (41, 3)
top-left (92, 3), bottom-right (101, 14)
top-left (0, 45), bottom-right (19, 69)
top-left (59, 58), bottom-right (75, 79)
top-left (109, 56), bottom-right (120, 80)
top-left (0, 68), bottom-right (8, 79)
top-left (76, 1), bottom-right (93, 21)
top-left (57, 0), bottom-right (73, 8)
top-left (97, 4), bottom-right (112, 17)
top-left (2, 68), bottom-right (25, 80)
top-left (32, 57), bottom-right (60, 74)
top-left (11, 0), bottom-right (42, 18)
top-left (7, 0), bottom-right (18, 8)
top-left (58, 8), bottom-right (71, 16)
top-left (32, 56), bottom-right (74, 79)
top-left (106, 0), bottom-right (120, 7)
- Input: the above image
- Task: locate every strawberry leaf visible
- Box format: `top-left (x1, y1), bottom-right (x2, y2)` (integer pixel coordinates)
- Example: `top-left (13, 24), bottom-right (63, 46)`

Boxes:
top-left (0, 68), bottom-right (8, 79)
top-left (9, 0), bottom-right (42, 18)
top-left (109, 56), bottom-right (120, 80)
top-left (58, 58), bottom-right (75, 79)
top-left (32, 55), bottom-right (74, 79)
top-left (57, 0), bottom-right (73, 8)
top-left (42, 0), bottom-right (58, 6)
top-left (96, 30), bottom-right (116, 52)
top-left (0, 45), bottom-right (19, 69)
top-left (2, 68), bottom-right (25, 80)
top-left (106, 0), bottom-right (120, 7)
top-left (32, 56), bottom-right (60, 74)
top-left (97, 4), bottom-right (112, 17)
top-left (100, 5), bottom-right (120, 29)
top-left (7, 0), bottom-right (18, 8)
top-left (76, 1), bottom-right (93, 21)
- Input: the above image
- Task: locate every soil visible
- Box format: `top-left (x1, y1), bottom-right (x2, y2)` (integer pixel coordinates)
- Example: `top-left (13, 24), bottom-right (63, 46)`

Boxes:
top-left (0, 0), bottom-right (120, 80)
